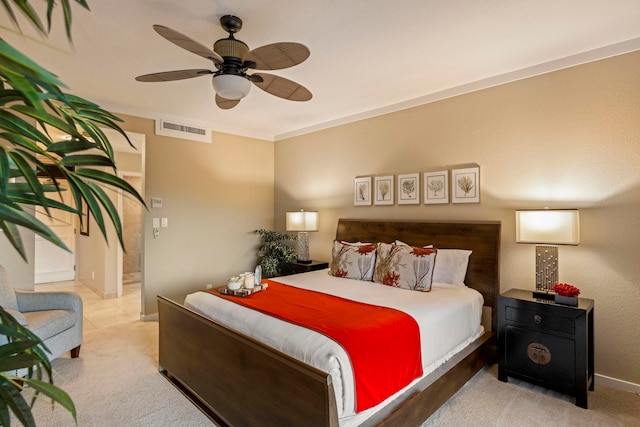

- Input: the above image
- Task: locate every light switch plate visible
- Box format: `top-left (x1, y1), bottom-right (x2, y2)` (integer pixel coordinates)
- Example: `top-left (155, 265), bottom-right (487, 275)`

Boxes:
top-left (161, 217), bottom-right (168, 228)
top-left (152, 218), bottom-right (160, 228)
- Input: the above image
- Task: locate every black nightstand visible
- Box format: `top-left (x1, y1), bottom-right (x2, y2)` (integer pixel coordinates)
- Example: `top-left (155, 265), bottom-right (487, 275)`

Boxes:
top-left (280, 260), bottom-right (329, 276)
top-left (498, 289), bottom-right (594, 408)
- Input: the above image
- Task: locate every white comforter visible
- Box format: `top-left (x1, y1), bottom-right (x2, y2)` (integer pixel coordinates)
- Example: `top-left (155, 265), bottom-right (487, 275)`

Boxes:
top-left (184, 269), bottom-right (483, 426)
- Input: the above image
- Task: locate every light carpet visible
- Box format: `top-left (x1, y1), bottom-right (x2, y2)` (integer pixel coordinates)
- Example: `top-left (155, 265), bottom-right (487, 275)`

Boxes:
top-left (17, 320), bottom-right (213, 427)
top-left (421, 364), bottom-right (640, 427)
top-left (19, 320), bottom-right (640, 426)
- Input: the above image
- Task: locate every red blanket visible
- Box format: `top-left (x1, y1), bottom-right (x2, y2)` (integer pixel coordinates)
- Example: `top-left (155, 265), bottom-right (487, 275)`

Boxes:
top-left (208, 280), bottom-right (423, 412)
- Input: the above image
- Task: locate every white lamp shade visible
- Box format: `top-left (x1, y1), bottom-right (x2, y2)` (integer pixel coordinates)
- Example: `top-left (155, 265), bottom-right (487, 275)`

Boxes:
top-left (285, 211), bottom-right (318, 232)
top-left (212, 74), bottom-right (251, 100)
top-left (516, 209), bottom-right (580, 245)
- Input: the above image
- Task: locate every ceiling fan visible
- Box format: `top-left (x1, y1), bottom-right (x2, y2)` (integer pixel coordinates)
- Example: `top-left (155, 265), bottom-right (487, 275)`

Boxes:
top-left (135, 15), bottom-right (312, 110)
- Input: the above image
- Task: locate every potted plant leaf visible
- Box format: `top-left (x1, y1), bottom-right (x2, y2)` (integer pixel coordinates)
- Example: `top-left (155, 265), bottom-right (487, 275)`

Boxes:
top-left (1, 1), bottom-right (145, 425)
top-left (255, 229), bottom-right (297, 278)
top-left (0, 308), bottom-right (76, 426)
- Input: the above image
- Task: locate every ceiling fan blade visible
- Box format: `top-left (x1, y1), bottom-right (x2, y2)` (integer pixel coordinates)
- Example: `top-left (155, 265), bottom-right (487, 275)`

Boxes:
top-left (244, 42), bottom-right (310, 70)
top-left (153, 25), bottom-right (223, 64)
top-left (252, 73), bottom-right (312, 101)
top-left (135, 69), bottom-right (213, 82)
top-left (215, 95), bottom-right (241, 110)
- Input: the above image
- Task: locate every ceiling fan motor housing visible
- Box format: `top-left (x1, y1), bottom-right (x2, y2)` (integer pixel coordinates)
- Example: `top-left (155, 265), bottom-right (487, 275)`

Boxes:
top-left (212, 37), bottom-right (251, 99)
top-left (214, 38), bottom-right (249, 66)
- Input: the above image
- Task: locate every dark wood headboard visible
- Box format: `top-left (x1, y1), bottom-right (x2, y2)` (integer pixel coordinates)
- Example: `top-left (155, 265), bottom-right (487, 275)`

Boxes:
top-left (335, 219), bottom-right (501, 331)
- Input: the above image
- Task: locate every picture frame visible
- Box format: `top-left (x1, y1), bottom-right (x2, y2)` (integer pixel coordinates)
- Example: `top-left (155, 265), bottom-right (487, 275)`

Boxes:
top-left (397, 173), bottom-right (420, 204)
top-left (79, 199), bottom-right (90, 236)
top-left (374, 175), bottom-right (394, 205)
top-left (424, 170), bottom-right (449, 204)
top-left (451, 166), bottom-right (480, 203)
top-left (353, 176), bottom-right (372, 206)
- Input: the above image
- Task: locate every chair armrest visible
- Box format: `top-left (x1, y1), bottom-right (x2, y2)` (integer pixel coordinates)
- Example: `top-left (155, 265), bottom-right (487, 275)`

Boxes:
top-left (4, 308), bottom-right (27, 325)
top-left (15, 290), bottom-right (82, 314)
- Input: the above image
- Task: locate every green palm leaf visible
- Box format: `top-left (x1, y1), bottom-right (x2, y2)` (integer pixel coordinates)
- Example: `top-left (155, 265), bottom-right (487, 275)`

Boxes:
top-left (22, 378), bottom-right (76, 420)
top-left (1, 1), bottom-right (103, 425)
top-left (0, 378), bottom-right (35, 427)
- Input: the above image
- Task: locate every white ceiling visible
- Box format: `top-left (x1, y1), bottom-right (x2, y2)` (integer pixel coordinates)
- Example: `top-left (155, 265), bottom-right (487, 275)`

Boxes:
top-left (3, 0), bottom-right (640, 141)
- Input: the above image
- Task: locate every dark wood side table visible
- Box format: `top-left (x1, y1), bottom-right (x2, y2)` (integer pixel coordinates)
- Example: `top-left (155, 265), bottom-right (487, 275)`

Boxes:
top-left (280, 260), bottom-right (329, 276)
top-left (497, 288), bottom-right (594, 408)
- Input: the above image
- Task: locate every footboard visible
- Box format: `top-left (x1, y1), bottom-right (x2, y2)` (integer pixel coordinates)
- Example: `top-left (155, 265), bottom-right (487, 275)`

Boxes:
top-left (157, 296), bottom-right (339, 427)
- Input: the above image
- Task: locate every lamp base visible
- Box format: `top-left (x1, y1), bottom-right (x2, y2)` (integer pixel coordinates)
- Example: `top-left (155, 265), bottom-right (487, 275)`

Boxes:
top-left (296, 232), bottom-right (311, 264)
top-left (532, 290), bottom-right (556, 301)
top-left (535, 245), bottom-right (559, 291)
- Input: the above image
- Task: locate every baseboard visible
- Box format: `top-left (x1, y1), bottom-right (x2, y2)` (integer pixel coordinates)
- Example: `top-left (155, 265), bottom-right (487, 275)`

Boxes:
top-left (595, 373), bottom-right (640, 395)
top-left (141, 313), bottom-right (159, 322)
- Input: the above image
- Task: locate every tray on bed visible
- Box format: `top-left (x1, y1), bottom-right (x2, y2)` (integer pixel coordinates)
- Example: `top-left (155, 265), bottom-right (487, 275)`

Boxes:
top-left (217, 283), bottom-right (268, 298)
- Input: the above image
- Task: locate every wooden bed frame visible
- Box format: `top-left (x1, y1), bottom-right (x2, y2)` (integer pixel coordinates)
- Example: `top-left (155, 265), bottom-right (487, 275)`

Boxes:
top-left (157, 219), bottom-right (501, 427)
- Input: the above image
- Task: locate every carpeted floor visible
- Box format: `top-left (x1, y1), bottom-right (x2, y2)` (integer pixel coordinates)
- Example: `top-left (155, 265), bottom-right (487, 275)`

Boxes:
top-left (18, 320), bottom-right (213, 427)
top-left (19, 319), bottom-right (640, 426)
top-left (421, 364), bottom-right (640, 427)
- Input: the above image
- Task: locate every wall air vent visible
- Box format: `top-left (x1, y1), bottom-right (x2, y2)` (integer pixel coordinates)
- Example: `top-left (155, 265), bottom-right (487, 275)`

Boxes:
top-left (155, 118), bottom-right (211, 144)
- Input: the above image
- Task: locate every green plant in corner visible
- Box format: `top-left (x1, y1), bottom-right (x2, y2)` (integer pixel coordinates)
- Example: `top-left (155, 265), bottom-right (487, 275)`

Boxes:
top-left (1, 1), bottom-right (145, 425)
top-left (255, 229), bottom-right (297, 278)
top-left (0, 307), bottom-right (75, 426)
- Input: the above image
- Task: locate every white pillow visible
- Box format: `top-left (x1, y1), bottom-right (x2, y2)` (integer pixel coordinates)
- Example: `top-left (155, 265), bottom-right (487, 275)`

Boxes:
top-left (433, 249), bottom-right (472, 286)
top-left (394, 240), bottom-right (471, 286)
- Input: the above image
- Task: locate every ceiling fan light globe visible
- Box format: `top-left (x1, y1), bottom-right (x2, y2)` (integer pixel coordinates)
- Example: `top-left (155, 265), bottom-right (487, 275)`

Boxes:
top-left (212, 74), bottom-right (251, 100)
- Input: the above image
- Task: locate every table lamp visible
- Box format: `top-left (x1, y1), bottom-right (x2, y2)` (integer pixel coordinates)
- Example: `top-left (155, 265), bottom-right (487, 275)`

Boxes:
top-left (285, 210), bottom-right (318, 264)
top-left (515, 209), bottom-right (580, 299)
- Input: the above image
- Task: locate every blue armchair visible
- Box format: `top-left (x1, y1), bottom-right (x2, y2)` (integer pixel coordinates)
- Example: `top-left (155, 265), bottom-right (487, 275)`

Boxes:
top-left (0, 265), bottom-right (82, 361)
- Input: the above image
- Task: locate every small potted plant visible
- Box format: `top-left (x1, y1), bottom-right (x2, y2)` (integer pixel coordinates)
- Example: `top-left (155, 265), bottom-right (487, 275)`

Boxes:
top-left (255, 229), bottom-right (297, 278)
top-left (551, 283), bottom-right (580, 306)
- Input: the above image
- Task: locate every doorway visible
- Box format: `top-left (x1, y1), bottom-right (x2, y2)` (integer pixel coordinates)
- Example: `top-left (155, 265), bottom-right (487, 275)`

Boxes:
top-left (117, 173), bottom-right (143, 298)
top-left (34, 179), bottom-right (76, 283)
top-left (32, 128), bottom-right (146, 315)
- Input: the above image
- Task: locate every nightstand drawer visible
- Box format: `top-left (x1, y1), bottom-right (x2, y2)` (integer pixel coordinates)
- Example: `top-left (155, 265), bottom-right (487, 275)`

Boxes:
top-left (505, 306), bottom-right (575, 335)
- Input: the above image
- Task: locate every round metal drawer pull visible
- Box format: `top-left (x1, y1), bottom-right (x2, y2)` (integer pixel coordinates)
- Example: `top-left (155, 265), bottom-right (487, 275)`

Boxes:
top-left (533, 314), bottom-right (542, 324)
top-left (527, 342), bottom-right (551, 365)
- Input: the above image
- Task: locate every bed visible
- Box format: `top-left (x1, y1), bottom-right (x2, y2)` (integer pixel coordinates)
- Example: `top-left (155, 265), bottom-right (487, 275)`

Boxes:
top-left (157, 218), bottom-right (501, 427)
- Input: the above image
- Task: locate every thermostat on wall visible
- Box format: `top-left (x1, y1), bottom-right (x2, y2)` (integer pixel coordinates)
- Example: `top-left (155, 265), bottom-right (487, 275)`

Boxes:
top-left (151, 197), bottom-right (163, 208)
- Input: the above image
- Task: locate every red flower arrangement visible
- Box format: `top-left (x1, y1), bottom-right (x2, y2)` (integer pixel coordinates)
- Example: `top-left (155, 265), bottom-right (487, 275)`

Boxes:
top-left (551, 283), bottom-right (580, 297)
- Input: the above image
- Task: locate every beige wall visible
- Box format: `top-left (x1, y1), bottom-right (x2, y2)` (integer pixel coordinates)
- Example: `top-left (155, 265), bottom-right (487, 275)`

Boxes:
top-left (274, 51), bottom-right (640, 385)
top-left (117, 114), bottom-right (274, 315)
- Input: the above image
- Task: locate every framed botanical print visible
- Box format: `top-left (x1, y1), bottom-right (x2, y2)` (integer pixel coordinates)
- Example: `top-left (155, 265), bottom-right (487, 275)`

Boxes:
top-left (397, 173), bottom-right (420, 204)
top-left (424, 170), bottom-right (449, 204)
top-left (374, 175), bottom-right (394, 205)
top-left (451, 166), bottom-right (480, 203)
top-left (354, 176), bottom-right (372, 206)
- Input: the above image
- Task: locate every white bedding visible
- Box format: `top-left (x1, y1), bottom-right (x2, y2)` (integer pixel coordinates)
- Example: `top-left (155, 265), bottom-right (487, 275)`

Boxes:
top-left (184, 269), bottom-right (483, 426)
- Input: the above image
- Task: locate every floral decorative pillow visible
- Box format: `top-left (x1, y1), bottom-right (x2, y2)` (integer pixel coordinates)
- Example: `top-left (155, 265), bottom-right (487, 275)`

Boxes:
top-left (373, 243), bottom-right (436, 291)
top-left (329, 241), bottom-right (376, 281)
top-left (394, 241), bottom-right (471, 286)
